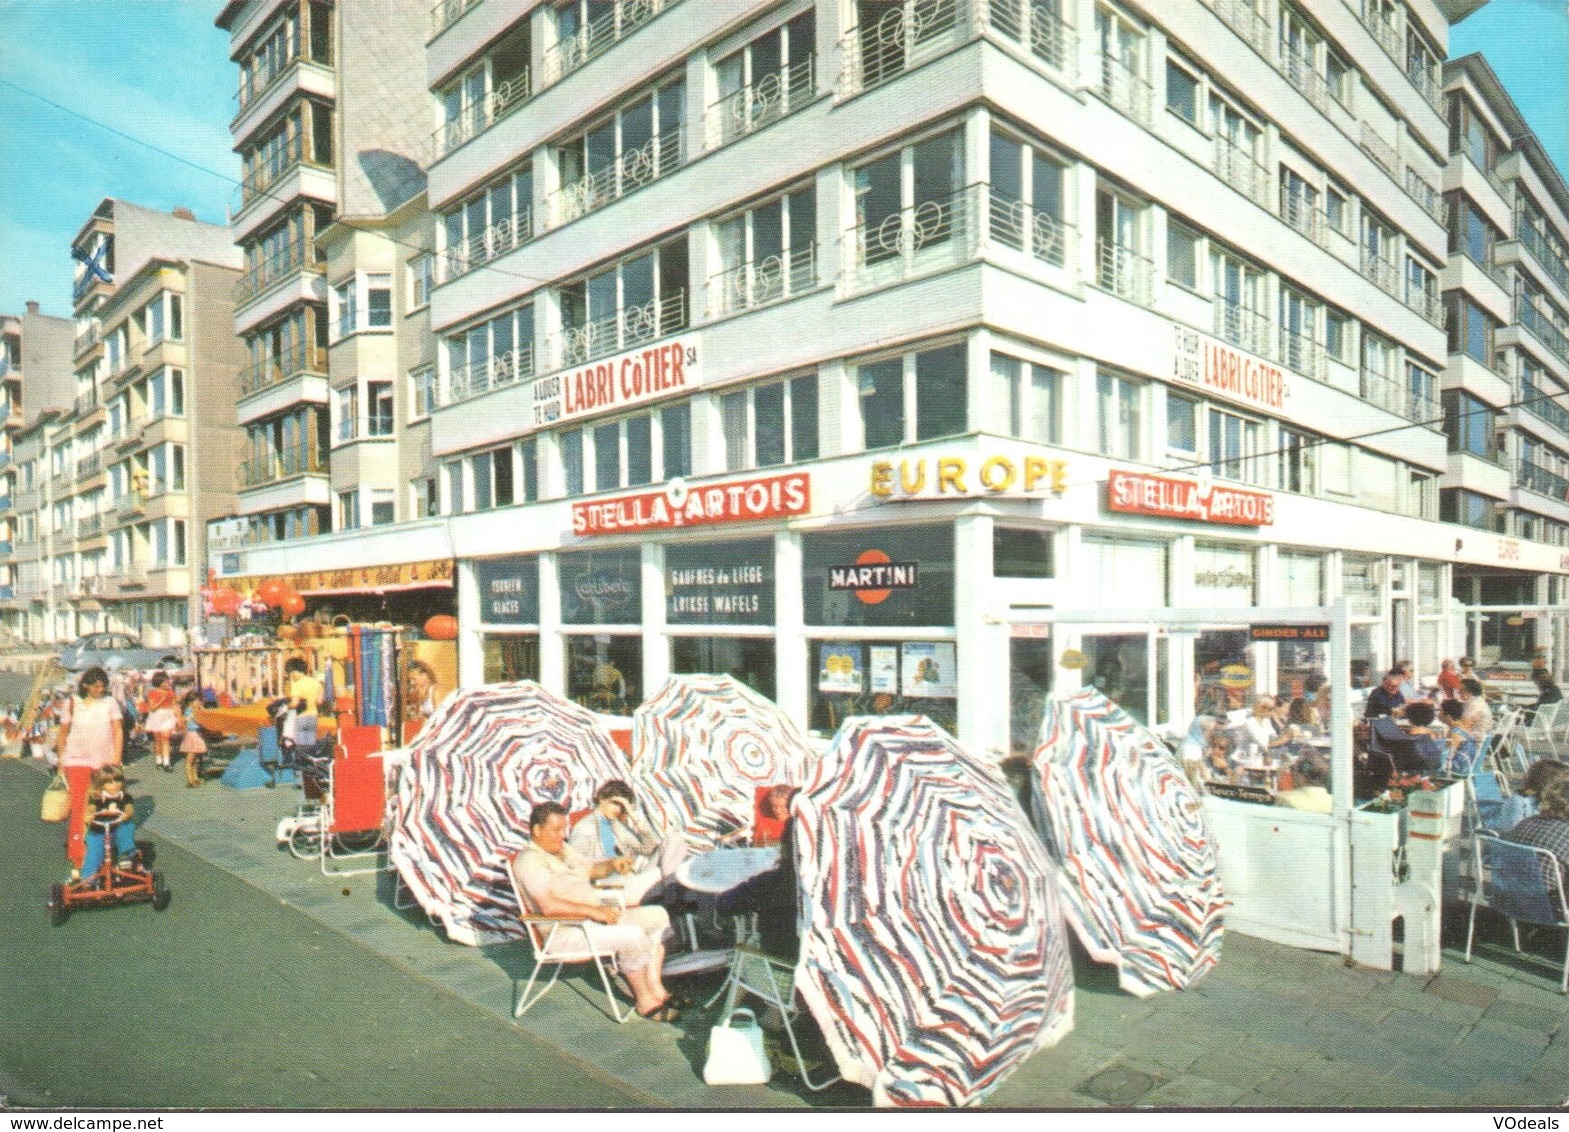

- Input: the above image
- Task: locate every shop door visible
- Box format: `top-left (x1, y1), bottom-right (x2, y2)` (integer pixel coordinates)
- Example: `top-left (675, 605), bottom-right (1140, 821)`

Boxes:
top-left (1081, 632), bottom-right (1150, 724)
top-left (1008, 629), bottom-right (1053, 758)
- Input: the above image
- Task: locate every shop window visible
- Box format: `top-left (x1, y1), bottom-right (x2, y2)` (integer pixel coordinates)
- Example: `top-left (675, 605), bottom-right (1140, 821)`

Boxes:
top-left (1096, 370), bottom-right (1143, 460)
top-left (721, 374), bottom-right (818, 471)
top-left (802, 524), bottom-right (954, 628)
top-left (1278, 549), bottom-right (1323, 603)
top-left (993, 527), bottom-right (1052, 579)
top-left (1193, 541), bottom-right (1255, 607)
top-left (672, 637), bottom-right (776, 701)
top-left (566, 634), bottom-right (642, 713)
top-left (1081, 632), bottom-right (1149, 724)
top-left (559, 547), bottom-right (641, 625)
top-left (991, 354), bottom-right (1061, 444)
top-left (807, 638), bottom-right (958, 737)
top-left (476, 554), bottom-right (540, 624)
top-left (665, 538), bottom-right (773, 625)
top-left (484, 634), bottom-right (540, 684)
top-left (855, 342), bottom-right (968, 451)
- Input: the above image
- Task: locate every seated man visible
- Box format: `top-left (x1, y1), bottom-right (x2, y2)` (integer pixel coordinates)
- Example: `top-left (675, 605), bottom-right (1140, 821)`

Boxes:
top-left (567, 780), bottom-right (688, 907)
top-left (1400, 701), bottom-right (1447, 776)
top-left (1275, 756), bottom-right (1331, 814)
top-left (1363, 671), bottom-right (1406, 719)
top-left (512, 801), bottom-right (680, 1022)
top-left (1502, 763), bottom-right (1569, 894)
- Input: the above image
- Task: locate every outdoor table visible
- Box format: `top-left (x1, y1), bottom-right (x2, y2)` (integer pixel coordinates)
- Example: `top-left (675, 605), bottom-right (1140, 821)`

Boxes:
top-left (667, 845), bottom-right (781, 985)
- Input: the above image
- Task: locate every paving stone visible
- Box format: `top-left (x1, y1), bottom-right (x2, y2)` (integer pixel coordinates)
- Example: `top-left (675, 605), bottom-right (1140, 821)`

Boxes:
top-left (1424, 974), bottom-right (1499, 1008)
top-left (1139, 1073), bottom-right (1252, 1108)
top-left (1463, 1019), bottom-right (1553, 1054)
top-left (1247, 1074), bottom-right (1349, 1108)
top-left (1485, 1000), bottom-right (1565, 1035)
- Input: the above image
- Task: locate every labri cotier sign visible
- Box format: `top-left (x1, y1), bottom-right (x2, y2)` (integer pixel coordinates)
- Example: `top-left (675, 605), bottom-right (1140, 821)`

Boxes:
top-left (529, 335), bottom-right (700, 427)
top-left (1172, 325), bottom-right (1288, 415)
top-left (571, 471), bottom-right (811, 536)
top-left (1107, 468), bottom-right (1275, 526)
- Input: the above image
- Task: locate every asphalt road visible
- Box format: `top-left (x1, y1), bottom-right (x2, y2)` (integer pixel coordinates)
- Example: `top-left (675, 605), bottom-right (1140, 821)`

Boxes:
top-left (0, 758), bottom-right (647, 1109)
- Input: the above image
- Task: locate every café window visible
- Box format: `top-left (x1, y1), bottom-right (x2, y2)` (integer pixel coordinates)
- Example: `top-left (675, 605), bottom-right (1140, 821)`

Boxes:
top-left (559, 547), bottom-right (641, 625)
top-left (994, 527), bottom-right (1053, 579)
top-left (475, 554), bottom-right (540, 624)
top-left (484, 634), bottom-right (540, 684)
top-left (565, 633), bottom-right (642, 713)
top-left (803, 524), bottom-right (954, 628)
top-left (1192, 541), bottom-right (1255, 607)
top-left (673, 637), bottom-right (776, 701)
top-left (665, 538), bottom-right (773, 626)
top-left (807, 638), bottom-right (958, 737)
top-left (721, 374), bottom-right (818, 471)
top-left (856, 342), bottom-right (967, 450)
top-left (991, 353), bottom-right (1062, 444)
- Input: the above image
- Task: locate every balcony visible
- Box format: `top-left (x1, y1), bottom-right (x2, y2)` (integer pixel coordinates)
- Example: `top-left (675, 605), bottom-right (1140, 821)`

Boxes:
top-left (1404, 168), bottom-right (1444, 226)
top-left (546, 126), bottom-right (685, 230)
top-left (432, 0), bottom-right (482, 35)
top-left (234, 239), bottom-right (321, 305)
top-left (1211, 0), bottom-right (1271, 58)
top-left (434, 71), bottom-right (531, 159)
top-left (117, 491), bottom-right (147, 520)
top-left (75, 452), bottom-right (102, 479)
top-left (443, 343), bottom-right (537, 408)
top-left (231, 137), bottom-right (331, 221)
top-left (1361, 367), bottom-right (1438, 427)
top-left (73, 323), bottom-right (100, 358)
top-left (1357, 2), bottom-right (1402, 61)
top-left (1280, 191), bottom-right (1326, 248)
top-left (116, 564), bottom-right (148, 590)
top-left (1360, 125), bottom-right (1398, 178)
top-left (1516, 459), bottom-right (1569, 503)
top-left (558, 291), bottom-right (688, 370)
top-left (435, 209), bottom-right (534, 286)
top-left (1406, 59), bottom-right (1443, 118)
top-left (1522, 382), bottom-right (1569, 436)
top-left (1095, 240), bottom-right (1154, 308)
top-left (1518, 220), bottom-right (1569, 297)
top-left (709, 244), bottom-right (818, 320)
top-left (1405, 286), bottom-right (1443, 330)
top-left (238, 446), bottom-right (328, 490)
top-left (1278, 50), bottom-right (1328, 114)
top-left (705, 56), bottom-right (815, 151)
top-left (239, 344), bottom-right (329, 398)
top-left (1520, 300), bottom-right (1569, 371)
top-left (1094, 53), bottom-right (1151, 126)
top-left (1213, 300), bottom-right (1273, 359)
top-left (1212, 135), bottom-right (1270, 209)
top-left (1359, 249), bottom-right (1400, 299)
top-left (541, 0), bottom-right (680, 87)
top-left (76, 515), bottom-right (102, 539)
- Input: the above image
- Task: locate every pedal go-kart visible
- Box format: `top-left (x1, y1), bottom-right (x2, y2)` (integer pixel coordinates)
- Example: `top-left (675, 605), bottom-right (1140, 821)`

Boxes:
top-left (48, 816), bottom-right (170, 925)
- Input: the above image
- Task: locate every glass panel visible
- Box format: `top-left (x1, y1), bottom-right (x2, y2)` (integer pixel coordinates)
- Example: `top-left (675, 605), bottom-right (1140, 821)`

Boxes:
top-left (755, 382), bottom-right (786, 467)
top-left (625, 414), bottom-right (652, 485)
top-left (1082, 633), bottom-right (1150, 724)
top-left (802, 524), bottom-right (954, 627)
top-left (860, 358), bottom-right (905, 448)
top-left (565, 633), bottom-right (642, 712)
top-left (483, 634), bottom-right (540, 683)
top-left (559, 547), bottom-right (641, 624)
top-left (665, 538), bottom-right (774, 626)
top-left (672, 636), bottom-right (776, 700)
top-left (915, 344), bottom-right (966, 440)
top-left (1009, 636), bottom-right (1053, 758)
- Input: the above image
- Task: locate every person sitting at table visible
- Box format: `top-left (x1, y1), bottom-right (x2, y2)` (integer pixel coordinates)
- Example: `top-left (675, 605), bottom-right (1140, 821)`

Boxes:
top-left (1284, 697), bottom-right (1318, 736)
top-left (716, 788), bottom-right (801, 961)
top-left (1493, 758), bottom-right (1569, 831)
top-left (1394, 660), bottom-right (1423, 704)
top-left (513, 801), bottom-right (680, 1023)
top-left (1501, 764), bottom-right (1569, 894)
top-left (1243, 696), bottom-right (1294, 756)
top-left (1457, 677), bottom-right (1494, 740)
top-left (1435, 658), bottom-right (1462, 700)
top-left (752, 784), bottom-right (796, 847)
top-left (1364, 671), bottom-right (1406, 719)
top-left (1203, 730), bottom-right (1235, 782)
top-left (567, 780), bottom-right (689, 907)
top-left (1400, 701), bottom-right (1446, 776)
top-left (1524, 667), bottom-right (1564, 725)
top-left (1276, 756), bottom-right (1332, 814)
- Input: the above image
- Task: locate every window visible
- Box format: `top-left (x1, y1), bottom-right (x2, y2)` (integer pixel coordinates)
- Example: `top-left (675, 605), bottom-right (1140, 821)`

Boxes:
top-left (1211, 247), bottom-right (1267, 354)
top-left (1096, 370), bottom-right (1143, 460)
top-left (169, 294), bottom-right (182, 340)
top-left (335, 386), bottom-right (357, 442)
top-left (409, 366), bottom-right (436, 420)
top-left (412, 477), bottom-right (438, 519)
top-left (1325, 183), bottom-right (1349, 235)
top-left (1166, 393), bottom-right (1198, 453)
top-left (1440, 488), bottom-right (1502, 532)
top-left (1325, 308), bottom-right (1350, 361)
top-left (712, 184), bottom-right (816, 316)
top-left (1279, 426), bottom-right (1317, 494)
top-left (994, 528), bottom-right (1053, 578)
top-left (521, 437), bottom-right (539, 502)
top-left (1280, 167), bottom-right (1320, 239)
top-left (338, 490), bottom-right (360, 530)
top-left (1445, 294), bottom-right (1495, 364)
top-left (369, 489), bottom-right (395, 526)
top-left (147, 297), bottom-right (165, 346)
top-left (409, 255), bottom-right (433, 309)
top-left (1325, 50), bottom-right (1352, 108)
top-left (444, 303), bottom-right (535, 402)
top-left (1442, 390), bottom-right (1496, 459)
top-left (169, 369), bottom-right (184, 416)
top-left (367, 381), bottom-right (393, 436)
top-left (1279, 288), bottom-right (1319, 375)
top-left (856, 342), bottom-right (967, 450)
top-left (852, 128), bottom-right (964, 269)
top-left (367, 275), bottom-right (391, 327)
top-left (991, 354), bottom-right (1062, 444)
top-left (332, 274), bottom-right (392, 338)
top-left (989, 126), bottom-right (1067, 265)
top-left (440, 165), bottom-right (533, 280)
top-left (559, 236), bottom-right (688, 367)
top-left (662, 399), bottom-right (691, 480)
top-left (555, 74), bottom-right (686, 222)
top-left (444, 461), bottom-right (463, 514)
top-left (1165, 58), bottom-right (1199, 124)
top-left (1406, 257), bottom-right (1438, 316)
top-left (1447, 194), bottom-right (1496, 267)
top-left (334, 279), bottom-right (356, 338)
top-left (172, 519), bottom-right (186, 566)
top-left (712, 9), bottom-right (816, 146)
top-left (1207, 408), bottom-right (1264, 484)
top-left (1450, 95), bottom-right (1498, 174)
top-left (561, 428), bottom-right (585, 496)
top-left (471, 447), bottom-right (515, 509)
top-left (1095, 187), bottom-right (1148, 301)
top-left (1167, 222), bottom-right (1199, 289)
top-left (719, 375), bottom-right (819, 471)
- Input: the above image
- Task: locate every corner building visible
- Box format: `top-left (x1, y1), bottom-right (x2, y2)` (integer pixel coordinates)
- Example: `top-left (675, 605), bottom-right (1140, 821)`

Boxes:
top-left (216, 0), bottom-right (1569, 758)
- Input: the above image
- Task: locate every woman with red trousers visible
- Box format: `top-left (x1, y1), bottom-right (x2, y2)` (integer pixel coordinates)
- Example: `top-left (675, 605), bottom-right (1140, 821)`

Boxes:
top-left (55, 667), bottom-right (125, 878)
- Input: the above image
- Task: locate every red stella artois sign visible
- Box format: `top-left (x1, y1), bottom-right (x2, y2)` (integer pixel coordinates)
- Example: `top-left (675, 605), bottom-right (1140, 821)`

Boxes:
top-left (571, 472), bottom-right (810, 536)
top-left (1107, 469), bottom-right (1275, 526)
top-left (1173, 326), bottom-right (1287, 413)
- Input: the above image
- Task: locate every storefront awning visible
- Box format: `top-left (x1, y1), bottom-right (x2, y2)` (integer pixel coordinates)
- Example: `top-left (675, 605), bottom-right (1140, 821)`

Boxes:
top-left (225, 559), bottom-right (454, 597)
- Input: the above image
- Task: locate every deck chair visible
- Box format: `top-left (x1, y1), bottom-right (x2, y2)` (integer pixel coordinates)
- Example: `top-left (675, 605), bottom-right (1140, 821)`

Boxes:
top-left (507, 851), bottom-right (628, 1022)
top-left (1524, 702), bottom-right (1561, 758)
top-left (717, 945), bottom-right (840, 1092)
top-left (318, 751), bottom-right (390, 877)
top-left (1463, 832), bottom-right (1569, 994)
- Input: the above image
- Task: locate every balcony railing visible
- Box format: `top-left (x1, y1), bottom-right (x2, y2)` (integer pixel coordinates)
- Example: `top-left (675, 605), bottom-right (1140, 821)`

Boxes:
top-left (1406, 58), bottom-right (1442, 116)
top-left (77, 515), bottom-right (102, 539)
top-left (1279, 50), bottom-right (1329, 113)
top-left (1518, 220), bottom-right (1569, 297)
top-left (1361, 367), bottom-right (1437, 425)
top-left (709, 244), bottom-right (818, 319)
top-left (1523, 382), bottom-right (1569, 436)
top-left (445, 343), bottom-right (538, 407)
top-left (839, 0), bottom-right (967, 97)
top-left (1096, 240), bottom-right (1155, 307)
top-left (1359, 248), bottom-right (1400, 298)
top-left (432, 0), bottom-right (481, 35)
top-left (558, 290), bottom-right (688, 369)
top-left (238, 344), bottom-right (328, 397)
top-left (73, 323), bottom-right (100, 356)
top-left (980, 0), bottom-right (1074, 79)
top-left (1279, 326), bottom-right (1325, 381)
top-left (235, 134), bottom-right (305, 212)
top-left (1360, 125), bottom-right (1398, 177)
top-left (116, 491), bottom-right (146, 519)
top-left (238, 446), bottom-right (328, 489)
top-left (1212, 0), bottom-right (1272, 57)
top-left (76, 452), bottom-right (102, 478)
top-left (235, 239), bottom-right (319, 304)
top-left (1095, 53), bottom-right (1151, 125)
top-left (435, 72), bottom-right (532, 158)
top-left (843, 184), bottom-right (978, 291)
top-left (987, 189), bottom-right (1071, 267)
top-left (547, 126), bottom-right (685, 228)
top-left (116, 564), bottom-right (147, 589)
top-left (1404, 168), bottom-right (1443, 225)
top-left (1516, 459), bottom-right (1569, 503)
top-left (1405, 285), bottom-right (1443, 329)
top-left (542, 0), bottom-right (678, 86)
top-left (1280, 191), bottom-right (1326, 247)
top-left (1521, 300), bottom-right (1569, 370)
top-left (335, 415), bottom-right (396, 445)
top-left (705, 56), bottom-right (815, 151)
top-left (1358, 2), bottom-right (1402, 60)
top-left (1213, 300), bottom-right (1273, 358)
top-left (436, 209), bottom-right (534, 285)
top-left (73, 389), bottom-right (99, 416)
top-left (1213, 135), bottom-right (1270, 208)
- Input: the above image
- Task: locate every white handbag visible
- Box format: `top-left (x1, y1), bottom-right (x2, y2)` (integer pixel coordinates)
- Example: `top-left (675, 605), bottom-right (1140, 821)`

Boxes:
top-left (703, 1007), bottom-right (772, 1085)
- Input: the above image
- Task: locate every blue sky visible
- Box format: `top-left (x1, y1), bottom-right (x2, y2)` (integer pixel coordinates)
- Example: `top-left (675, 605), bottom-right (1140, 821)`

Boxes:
top-left (0, 1), bottom-right (1564, 320)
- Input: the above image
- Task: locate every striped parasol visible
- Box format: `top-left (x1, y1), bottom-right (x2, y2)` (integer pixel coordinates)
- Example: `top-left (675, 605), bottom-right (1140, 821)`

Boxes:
top-left (794, 716), bottom-right (1075, 1107)
top-left (1030, 689), bottom-right (1224, 997)
top-left (631, 674), bottom-right (813, 850)
top-left (389, 681), bottom-right (629, 945)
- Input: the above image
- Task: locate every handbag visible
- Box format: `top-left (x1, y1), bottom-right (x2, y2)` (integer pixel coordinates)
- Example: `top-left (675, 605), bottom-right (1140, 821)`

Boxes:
top-left (41, 772), bottom-right (69, 823)
top-left (703, 1007), bottom-right (772, 1085)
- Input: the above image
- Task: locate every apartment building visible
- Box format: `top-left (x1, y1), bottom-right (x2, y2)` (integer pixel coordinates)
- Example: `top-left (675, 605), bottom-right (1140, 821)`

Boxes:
top-left (0, 303), bottom-right (73, 637)
top-left (1438, 54), bottom-right (1569, 618)
top-left (210, 0), bottom-right (1569, 755)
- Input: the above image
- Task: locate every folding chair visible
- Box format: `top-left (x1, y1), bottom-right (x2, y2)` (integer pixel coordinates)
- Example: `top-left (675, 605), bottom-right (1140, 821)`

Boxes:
top-left (507, 852), bottom-right (629, 1022)
top-left (318, 751), bottom-right (391, 877)
top-left (1463, 832), bottom-right (1569, 994)
top-left (1523, 702), bottom-right (1561, 758)
top-left (717, 945), bottom-right (841, 1092)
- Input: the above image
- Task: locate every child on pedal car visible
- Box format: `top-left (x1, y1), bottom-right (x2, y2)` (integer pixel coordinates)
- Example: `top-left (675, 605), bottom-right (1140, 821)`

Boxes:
top-left (81, 765), bottom-right (139, 881)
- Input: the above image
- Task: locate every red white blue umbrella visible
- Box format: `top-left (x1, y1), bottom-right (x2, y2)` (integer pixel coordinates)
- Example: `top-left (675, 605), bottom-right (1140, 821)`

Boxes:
top-left (1031, 689), bottom-right (1224, 997)
top-left (794, 716), bottom-right (1075, 1107)
top-left (632, 674), bottom-right (812, 850)
top-left (389, 681), bottom-right (629, 945)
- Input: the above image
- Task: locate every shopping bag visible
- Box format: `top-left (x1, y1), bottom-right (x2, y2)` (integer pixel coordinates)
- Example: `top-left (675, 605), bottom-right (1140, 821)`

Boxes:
top-left (41, 773), bottom-right (69, 823)
top-left (703, 1007), bottom-right (772, 1085)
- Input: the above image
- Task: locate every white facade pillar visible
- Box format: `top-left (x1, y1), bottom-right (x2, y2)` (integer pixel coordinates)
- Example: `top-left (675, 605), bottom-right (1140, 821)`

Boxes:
top-left (539, 551), bottom-right (565, 695)
top-left (1055, 523), bottom-right (1085, 694)
top-left (816, 0), bottom-right (844, 96)
top-left (456, 557), bottom-right (483, 688)
top-left (955, 512), bottom-right (1006, 758)
top-left (641, 541), bottom-right (669, 698)
top-left (815, 164), bottom-right (843, 293)
top-left (775, 528), bottom-right (807, 729)
top-left (818, 358), bottom-right (857, 456)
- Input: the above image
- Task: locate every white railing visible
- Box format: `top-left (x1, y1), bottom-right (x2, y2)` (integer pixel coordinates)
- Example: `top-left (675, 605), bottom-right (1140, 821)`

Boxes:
top-left (1279, 327), bottom-right (1324, 381)
top-left (542, 0), bottom-right (678, 85)
top-left (1095, 53), bottom-right (1151, 125)
top-left (1360, 124), bottom-right (1398, 177)
top-left (445, 343), bottom-right (538, 406)
top-left (1360, 367), bottom-right (1436, 425)
top-left (1519, 218), bottom-right (1569, 296)
top-left (435, 73), bottom-right (532, 158)
top-left (987, 189), bottom-right (1072, 267)
top-left (1213, 300), bottom-right (1274, 358)
top-left (1279, 50), bottom-right (1328, 112)
top-left (1096, 240), bottom-right (1155, 307)
top-left (432, 0), bottom-right (481, 35)
top-left (1406, 58), bottom-right (1442, 116)
top-left (980, 0), bottom-right (1074, 78)
top-left (1359, 248), bottom-right (1399, 298)
top-left (436, 209), bottom-right (534, 285)
top-left (558, 290), bottom-right (688, 369)
top-left (1358, 2), bottom-right (1402, 60)
top-left (843, 185), bottom-right (979, 291)
top-left (547, 126), bottom-right (685, 228)
top-left (1212, 0), bottom-right (1272, 57)
top-left (1280, 191), bottom-right (1327, 247)
top-left (1404, 168), bottom-right (1443, 225)
top-left (1213, 135), bottom-right (1270, 208)
top-left (705, 56), bottom-right (815, 151)
top-left (1406, 285), bottom-right (1443, 329)
top-left (839, 0), bottom-right (966, 97)
top-left (708, 245), bottom-right (817, 318)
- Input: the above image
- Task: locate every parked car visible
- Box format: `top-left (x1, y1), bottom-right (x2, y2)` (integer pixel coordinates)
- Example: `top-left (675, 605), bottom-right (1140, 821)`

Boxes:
top-left (57, 633), bottom-right (183, 673)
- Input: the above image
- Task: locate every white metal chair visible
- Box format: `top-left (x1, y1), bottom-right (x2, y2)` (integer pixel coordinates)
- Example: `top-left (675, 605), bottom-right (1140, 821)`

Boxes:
top-left (1463, 832), bottom-right (1569, 994)
top-left (717, 945), bottom-right (841, 1092)
top-left (507, 852), bottom-right (629, 1022)
top-left (1523, 702), bottom-right (1562, 758)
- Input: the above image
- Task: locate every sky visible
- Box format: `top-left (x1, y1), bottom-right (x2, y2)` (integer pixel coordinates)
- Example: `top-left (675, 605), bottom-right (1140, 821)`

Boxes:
top-left (0, 0), bottom-right (1565, 321)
